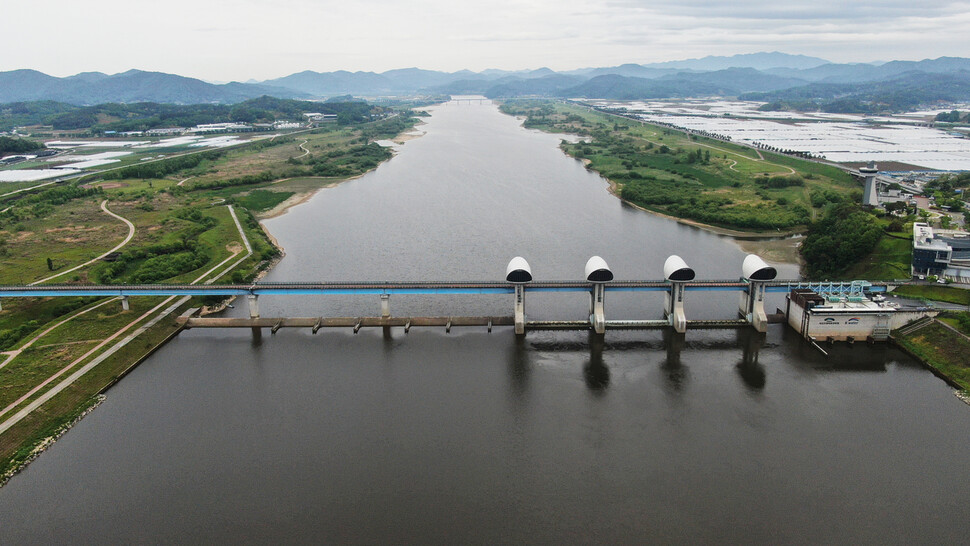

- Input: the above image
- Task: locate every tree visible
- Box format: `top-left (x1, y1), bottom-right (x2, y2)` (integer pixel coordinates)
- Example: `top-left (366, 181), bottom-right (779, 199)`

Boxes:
top-left (47, 257), bottom-right (54, 271)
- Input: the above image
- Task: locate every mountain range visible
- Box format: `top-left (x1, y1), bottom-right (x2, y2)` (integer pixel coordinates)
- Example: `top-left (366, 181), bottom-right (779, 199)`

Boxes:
top-left (2, 53), bottom-right (970, 112)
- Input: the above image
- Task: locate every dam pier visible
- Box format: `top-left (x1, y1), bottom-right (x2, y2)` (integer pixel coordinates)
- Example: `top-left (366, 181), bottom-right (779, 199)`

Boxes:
top-left (0, 254), bottom-right (933, 343)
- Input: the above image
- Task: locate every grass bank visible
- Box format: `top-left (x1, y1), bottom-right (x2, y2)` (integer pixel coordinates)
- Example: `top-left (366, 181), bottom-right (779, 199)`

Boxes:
top-left (892, 285), bottom-right (970, 306)
top-left (894, 320), bottom-right (970, 393)
top-left (0, 109), bottom-right (424, 480)
top-left (500, 100), bottom-right (858, 234)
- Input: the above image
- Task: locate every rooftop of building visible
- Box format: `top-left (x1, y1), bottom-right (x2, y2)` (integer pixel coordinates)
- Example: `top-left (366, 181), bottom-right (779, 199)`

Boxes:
top-left (913, 222), bottom-right (969, 251)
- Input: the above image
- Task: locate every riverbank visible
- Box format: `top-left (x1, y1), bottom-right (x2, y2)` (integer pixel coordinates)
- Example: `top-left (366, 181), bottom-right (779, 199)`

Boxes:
top-left (258, 126), bottom-right (428, 221)
top-left (500, 100), bottom-right (856, 242)
top-left (891, 320), bottom-right (970, 400)
top-left (601, 177), bottom-right (805, 262)
top-left (0, 113), bottom-right (425, 482)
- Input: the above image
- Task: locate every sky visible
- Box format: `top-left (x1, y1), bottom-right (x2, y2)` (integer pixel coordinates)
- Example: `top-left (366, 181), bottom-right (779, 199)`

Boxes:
top-left (2, 0), bottom-right (969, 81)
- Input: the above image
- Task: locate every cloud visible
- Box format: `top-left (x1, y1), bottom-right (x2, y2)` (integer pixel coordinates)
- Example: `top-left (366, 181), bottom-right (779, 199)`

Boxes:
top-left (1, 0), bottom-right (968, 79)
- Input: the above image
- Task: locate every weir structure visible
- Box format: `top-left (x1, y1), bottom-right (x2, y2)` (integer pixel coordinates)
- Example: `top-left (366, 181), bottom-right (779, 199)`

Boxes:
top-left (0, 254), bottom-right (895, 337)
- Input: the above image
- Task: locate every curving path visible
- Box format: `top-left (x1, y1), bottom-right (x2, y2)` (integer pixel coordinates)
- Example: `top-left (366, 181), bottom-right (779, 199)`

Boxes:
top-left (28, 200), bottom-right (135, 286)
top-left (297, 140), bottom-right (310, 158)
top-left (0, 298), bottom-right (120, 371)
top-left (0, 206), bottom-right (253, 435)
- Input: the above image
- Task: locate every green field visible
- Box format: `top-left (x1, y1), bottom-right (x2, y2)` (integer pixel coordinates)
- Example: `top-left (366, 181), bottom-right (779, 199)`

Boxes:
top-left (895, 321), bottom-right (970, 392)
top-left (500, 100), bottom-right (858, 232)
top-left (844, 233), bottom-right (913, 280)
top-left (892, 284), bottom-right (970, 305)
top-left (0, 109), bottom-right (423, 478)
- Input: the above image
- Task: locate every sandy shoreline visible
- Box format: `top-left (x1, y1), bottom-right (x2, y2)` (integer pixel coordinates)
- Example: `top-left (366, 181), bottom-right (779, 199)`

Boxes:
top-left (258, 123), bottom-right (428, 222)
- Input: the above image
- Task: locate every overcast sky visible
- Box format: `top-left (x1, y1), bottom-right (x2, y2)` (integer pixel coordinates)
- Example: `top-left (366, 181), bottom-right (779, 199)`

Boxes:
top-left (3, 0), bottom-right (969, 81)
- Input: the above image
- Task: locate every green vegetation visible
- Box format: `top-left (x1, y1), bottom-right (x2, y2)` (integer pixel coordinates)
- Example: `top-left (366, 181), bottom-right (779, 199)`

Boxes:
top-left (500, 100), bottom-right (856, 232)
top-left (743, 72), bottom-right (970, 114)
top-left (102, 150), bottom-right (225, 180)
top-left (233, 190), bottom-right (294, 212)
top-left (800, 203), bottom-right (885, 278)
top-left (2, 96), bottom-right (391, 133)
top-left (0, 103), bottom-right (423, 477)
top-left (895, 321), bottom-right (970, 392)
top-left (0, 136), bottom-right (44, 155)
top-left (0, 184), bottom-right (104, 223)
top-left (843, 231), bottom-right (913, 280)
top-left (934, 110), bottom-right (968, 123)
top-left (892, 284), bottom-right (970, 306)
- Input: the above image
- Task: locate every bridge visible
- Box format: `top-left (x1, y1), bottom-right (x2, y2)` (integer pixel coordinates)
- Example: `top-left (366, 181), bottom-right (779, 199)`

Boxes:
top-left (0, 254), bottom-right (894, 336)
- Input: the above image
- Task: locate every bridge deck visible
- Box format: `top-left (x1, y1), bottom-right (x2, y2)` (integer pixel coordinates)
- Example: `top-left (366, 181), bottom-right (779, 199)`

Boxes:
top-left (181, 316), bottom-right (754, 331)
top-left (0, 279), bottom-right (891, 298)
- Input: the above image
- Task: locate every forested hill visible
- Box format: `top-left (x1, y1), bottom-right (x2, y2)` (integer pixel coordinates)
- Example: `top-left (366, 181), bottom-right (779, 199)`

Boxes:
top-left (0, 97), bottom-right (384, 132)
top-left (0, 69), bottom-right (307, 105)
top-left (740, 71), bottom-right (970, 113)
top-left (0, 135), bottom-right (44, 155)
top-left (5, 55), bottom-right (970, 114)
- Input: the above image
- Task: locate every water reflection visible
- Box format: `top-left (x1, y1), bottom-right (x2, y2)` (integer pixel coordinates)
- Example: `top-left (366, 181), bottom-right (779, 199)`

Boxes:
top-left (507, 335), bottom-right (531, 400)
top-left (661, 329), bottom-right (688, 393)
top-left (583, 332), bottom-right (610, 393)
top-left (736, 329), bottom-right (766, 391)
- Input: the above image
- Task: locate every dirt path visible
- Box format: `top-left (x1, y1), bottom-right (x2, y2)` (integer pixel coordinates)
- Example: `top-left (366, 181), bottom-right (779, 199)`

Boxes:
top-left (0, 297), bottom-right (120, 371)
top-left (691, 141), bottom-right (796, 175)
top-left (28, 200), bottom-right (135, 286)
top-left (177, 177), bottom-right (192, 186)
top-left (0, 206), bottom-right (253, 435)
top-left (297, 140), bottom-right (310, 158)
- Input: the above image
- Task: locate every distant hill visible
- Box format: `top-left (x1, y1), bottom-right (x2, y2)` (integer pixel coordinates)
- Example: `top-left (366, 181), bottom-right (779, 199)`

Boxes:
top-left (262, 70), bottom-right (396, 96)
top-left (766, 57), bottom-right (970, 83)
top-left (4, 54), bottom-right (970, 113)
top-left (654, 68), bottom-right (809, 93)
top-left (0, 96), bottom-right (378, 132)
top-left (740, 71), bottom-right (970, 113)
top-left (560, 75), bottom-right (723, 100)
top-left (0, 69), bottom-right (307, 105)
top-left (483, 75), bottom-right (587, 98)
top-left (642, 52), bottom-right (831, 71)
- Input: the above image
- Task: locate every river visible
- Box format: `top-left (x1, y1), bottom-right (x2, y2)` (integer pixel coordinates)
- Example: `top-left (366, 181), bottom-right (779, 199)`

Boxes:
top-left (1, 100), bottom-right (969, 544)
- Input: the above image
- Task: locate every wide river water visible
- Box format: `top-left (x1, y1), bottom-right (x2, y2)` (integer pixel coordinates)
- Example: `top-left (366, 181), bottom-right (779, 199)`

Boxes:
top-left (1, 101), bottom-right (969, 543)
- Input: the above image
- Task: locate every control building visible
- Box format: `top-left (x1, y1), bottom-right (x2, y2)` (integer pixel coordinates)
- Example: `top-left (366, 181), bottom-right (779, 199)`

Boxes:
top-left (911, 222), bottom-right (970, 281)
top-left (787, 287), bottom-right (936, 342)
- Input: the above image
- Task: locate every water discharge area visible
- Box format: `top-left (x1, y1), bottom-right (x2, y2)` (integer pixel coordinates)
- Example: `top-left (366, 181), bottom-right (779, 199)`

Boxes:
top-left (1, 99), bottom-right (969, 543)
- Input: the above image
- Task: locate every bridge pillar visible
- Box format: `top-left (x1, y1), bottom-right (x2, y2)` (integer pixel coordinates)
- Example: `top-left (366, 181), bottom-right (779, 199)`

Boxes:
top-left (0, 298), bottom-right (3, 312)
top-left (380, 294), bottom-right (390, 318)
top-left (121, 296), bottom-right (130, 311)
top-left (739, 281), bottom-right (768, 333)
top-left (514, 285), bottom-right (526, 335)
top-left (247, 294), bottom-right (260, 319)
top-left (507, 257), bottom-right (533, 336)
top-left (663, 255), bottom-right (694, 334)
top-left (584, 256), bottom-right (613, 335)
top-left (664, 282), bottom-right (687, 334)
top-left (739, 254), bottom-right (778, 333)
top-left (589, 283), bottom-right (606, 335)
